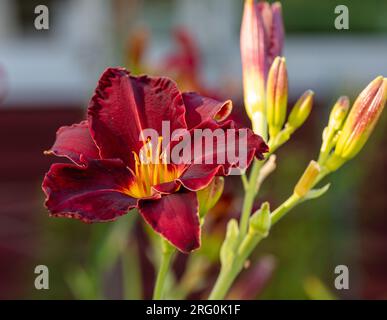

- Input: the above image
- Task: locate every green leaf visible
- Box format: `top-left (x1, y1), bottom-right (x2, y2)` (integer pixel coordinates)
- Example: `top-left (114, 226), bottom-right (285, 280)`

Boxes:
top-left (302, 183), bottom-right (330, 202)
top-left (197, 177), bottom-right (224, 218)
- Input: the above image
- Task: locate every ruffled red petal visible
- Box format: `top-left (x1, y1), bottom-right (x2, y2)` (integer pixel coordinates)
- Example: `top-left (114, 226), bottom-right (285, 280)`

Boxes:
top-left (183, 92), bottom-right (232, 129)
top-left (88, 67), bottom-right (187, 169)
top-left (178, 164), bottom-right (221, 191)
top-left (45, 120), bottom-right (100, 165)
top-left (138, 192), bottom-right (200, 253)
top-left (42, 159), bottom-right (138, 222)
top-left (175, 120), bottom-right (268, 191)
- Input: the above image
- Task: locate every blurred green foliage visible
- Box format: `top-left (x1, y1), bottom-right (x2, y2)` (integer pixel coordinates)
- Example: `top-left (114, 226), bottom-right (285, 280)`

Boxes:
top-left (282, 0), bottom-right (387, 33)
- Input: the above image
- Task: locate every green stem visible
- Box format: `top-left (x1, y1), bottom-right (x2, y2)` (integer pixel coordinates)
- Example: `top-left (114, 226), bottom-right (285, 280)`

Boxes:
top-left (209, 230), bottom-right (265, 299)
top-left (209, 135), bottom-right (324, 300)
top-left (239, 159), bottom-right (262, 237)
top-left (209, 266), bottom-right (237, 300)
top-left (153, 239), bottom-right (174, 300)
top-left (208, 198), bottom-right (297, 300)
top-left (241, 173), bottom-right (249, 190)
top-left (209, 169), bottom-right (329, 299)
top-left (271, 193), bottom-right (301, 225)
top-left (209, 155), bottom-right (269, 299)
top-left (122, 243), bottom-right (142, 299)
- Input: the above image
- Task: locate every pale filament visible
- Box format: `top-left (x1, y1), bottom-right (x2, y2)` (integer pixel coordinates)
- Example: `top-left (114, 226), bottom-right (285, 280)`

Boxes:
top-left (127, 137), bottom-right (179, 198)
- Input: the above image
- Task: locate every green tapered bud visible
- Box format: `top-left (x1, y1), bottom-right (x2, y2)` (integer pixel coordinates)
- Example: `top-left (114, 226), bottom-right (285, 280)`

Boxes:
top-left (334, 76), bottom-right (387, 160)
top-left (327, 96), bottom-right (350, 131)
top-left (197, 177), bottom-right (224, 218)
top-left (249, 202), bottom-right (271, 237)
top-left (294, 161), bottom-right (320, 198)
top-left (266, 57), bottom-right (288, 137)
top-left (220, 219), bottom-right (239, 265)
top-left (287, 90), bottom-right (314, 131)
top-left (319, 96), bottom-right (350, 160)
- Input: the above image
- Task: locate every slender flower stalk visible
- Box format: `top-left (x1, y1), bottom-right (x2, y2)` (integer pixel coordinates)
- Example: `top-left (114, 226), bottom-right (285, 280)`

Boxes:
top-left (239, 159), bottom-right (265, 237)
top-left (209, 203), bottom-right (271, 299)
top-left (153, 238), bottom-right (175, 300)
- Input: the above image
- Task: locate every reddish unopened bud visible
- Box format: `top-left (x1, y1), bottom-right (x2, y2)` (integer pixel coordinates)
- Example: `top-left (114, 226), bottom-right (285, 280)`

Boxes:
top-left (258, 1), bottom-right (285, 66)
top-left (240, 0), bottom-right (284, 118)
top-left (287, 90), bottom-right (314, 131)
top-left (335, 76), bottom-right (387, 160)
top-left (266, 57), bottom-right (288, 137)
top-left (241, 0), bottom-right (266, 117)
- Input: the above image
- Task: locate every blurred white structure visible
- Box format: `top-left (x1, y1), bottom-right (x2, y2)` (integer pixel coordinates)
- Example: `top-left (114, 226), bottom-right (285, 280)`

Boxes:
top-left (0, 0), bottom-right (112, 106)
top-left (0, 0), bottom-right (386, 107)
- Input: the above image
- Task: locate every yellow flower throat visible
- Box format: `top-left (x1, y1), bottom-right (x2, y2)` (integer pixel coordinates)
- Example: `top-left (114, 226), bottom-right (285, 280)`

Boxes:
top-left (126, 137), bottom-right (180, 198)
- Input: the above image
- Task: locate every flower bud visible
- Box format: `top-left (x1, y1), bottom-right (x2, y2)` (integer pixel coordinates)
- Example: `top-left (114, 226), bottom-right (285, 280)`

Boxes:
top-left (294, 161), bottom-right (320, 198)
top-left (240, 1), bottom-right (284, 119)
top-left (249, 202), bottom-right (271, 237)
top-left (257, 1), bottom-right (284, 66)
top-left (266, 57), bottom-right (288, 137)
top-left (328, 96), bottom-right (350, 131)
top-left (335, 76), bottom-right (387, 160)
top-left (197, 177), bottom-right (224, 218)
top-left (220, 219), bottom-right (239, 265)
top-left (241, 0), bottom-right (266, 118)
top-left (252, 110), bottom-right (268, 142)
top-left (287, 90), bottom-right (314, 131)
top-left (319, 96), bottom-right (350, 161)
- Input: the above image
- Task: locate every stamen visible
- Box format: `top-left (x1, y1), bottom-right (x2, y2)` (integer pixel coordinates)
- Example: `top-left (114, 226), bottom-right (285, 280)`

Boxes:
top-left (127, 137), bottom-right (179, 198)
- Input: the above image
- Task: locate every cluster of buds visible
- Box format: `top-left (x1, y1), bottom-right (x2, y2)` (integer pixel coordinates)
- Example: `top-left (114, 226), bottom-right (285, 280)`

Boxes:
top-left (319, 76), bottom-right (387, 172)
top-left (240, 0), bottom-right (313, 146)
top-left (293, 77), bottom-right (386, 200)
top-left (241, 0), bottom-right (386, 169)
top-left (265, 57), bottom-right (314, 146)
top-left (220, 203), bottom-right (271, 267)
top-left (256, 55), bottom-right (314, 149)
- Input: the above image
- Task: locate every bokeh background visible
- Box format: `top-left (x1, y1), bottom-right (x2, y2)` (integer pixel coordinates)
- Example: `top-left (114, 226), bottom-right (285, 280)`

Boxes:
top-left (0, 0), bottom-right (386, 299)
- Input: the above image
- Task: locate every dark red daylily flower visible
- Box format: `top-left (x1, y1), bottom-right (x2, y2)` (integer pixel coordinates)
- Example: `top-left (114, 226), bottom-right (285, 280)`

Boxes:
top-left (42, 67), bottom-right (268, 253)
